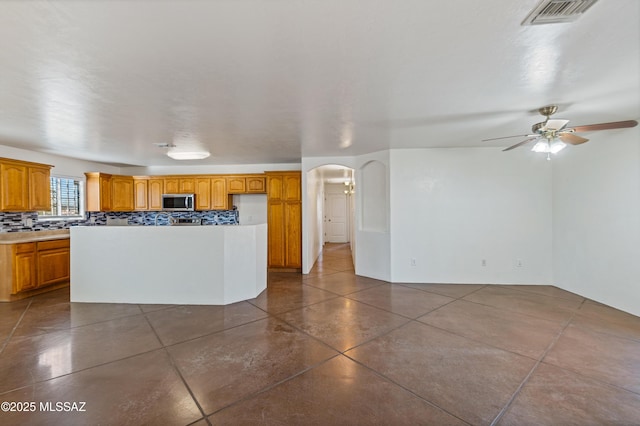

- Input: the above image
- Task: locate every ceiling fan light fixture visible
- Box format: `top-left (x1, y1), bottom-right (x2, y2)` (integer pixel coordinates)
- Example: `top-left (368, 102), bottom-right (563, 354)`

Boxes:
top-left (550, 140), bottom-right (567, 153)
top-left (531, 139), bottom-right (566, 154)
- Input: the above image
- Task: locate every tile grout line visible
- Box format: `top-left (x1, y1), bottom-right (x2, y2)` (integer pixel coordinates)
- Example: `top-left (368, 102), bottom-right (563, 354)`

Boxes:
top-left (339, 351), bottom-right (472, 425)
top-left (141, 313), bottom-right (212, 426)
top-left (205, 354), bottom-right (343, 419)
top-left (489, 298), bottom-right (587, 426)
top-left (0, 298), bottom-right (34, 356)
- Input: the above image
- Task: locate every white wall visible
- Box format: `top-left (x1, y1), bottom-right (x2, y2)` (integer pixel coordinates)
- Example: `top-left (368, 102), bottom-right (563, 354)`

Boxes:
top-left (552, 127), bottom-right (640, 316)
top-left (0, 144), bottom-right (122, 177)
top-left (303, 167), bottom-right (324, 273)
top-left (232, 194), bottom-right (267, 224)
top-left (355, 151), bottom-right (391, 282)
top-left (390, 148), bottom-right (553, 285)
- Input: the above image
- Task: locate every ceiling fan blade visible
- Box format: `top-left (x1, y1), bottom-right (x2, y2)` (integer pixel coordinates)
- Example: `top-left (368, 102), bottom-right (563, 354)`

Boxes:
top-left (559, 133), bottom-right (589, 145)
top-left (543, 119), bottom-right (570, 131)
top-left (502, 137), bottom-right (538, 152)
top-left (569, 120), bottom-right (638, 133)
top-left (482, 134), bottom-right (535, 142)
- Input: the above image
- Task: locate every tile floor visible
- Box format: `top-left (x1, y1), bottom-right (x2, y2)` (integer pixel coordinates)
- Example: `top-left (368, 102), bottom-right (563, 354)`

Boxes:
top-left (1, 243), bottom-right (639, 425)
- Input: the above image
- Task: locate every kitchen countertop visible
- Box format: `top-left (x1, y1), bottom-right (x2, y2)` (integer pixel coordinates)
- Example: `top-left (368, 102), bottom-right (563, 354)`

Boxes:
top-left (0, 229), bottom-right (70, 244)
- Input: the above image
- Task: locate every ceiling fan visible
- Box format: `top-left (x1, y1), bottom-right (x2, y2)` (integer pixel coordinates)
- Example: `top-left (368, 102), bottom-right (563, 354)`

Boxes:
top-left (482, 105), bottom-right (638, 160)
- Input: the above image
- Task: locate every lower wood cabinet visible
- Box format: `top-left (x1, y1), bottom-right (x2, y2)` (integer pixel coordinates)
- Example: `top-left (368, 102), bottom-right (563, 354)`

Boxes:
top-left (13, 243), bottom-right (37, 292)
top-left (1, 238), bottom-right (70, 298)
top-left (36, 239), bottom-right (71, 288)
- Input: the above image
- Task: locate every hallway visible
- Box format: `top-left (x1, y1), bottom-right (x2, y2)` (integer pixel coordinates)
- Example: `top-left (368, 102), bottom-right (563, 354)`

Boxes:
top-left (0, 243), bottom-right (639, 424)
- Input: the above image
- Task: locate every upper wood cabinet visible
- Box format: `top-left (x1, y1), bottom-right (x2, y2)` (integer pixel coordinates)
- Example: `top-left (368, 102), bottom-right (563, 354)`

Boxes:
top-left (85, 172), bottom-right (110, 212)
top-left (111, 176), bottom-right (134, 211)
top-left (164, 178), bottom-right (179, 194)
top-left (85, 173), bottom-right (133, 212)
top-left (29, 167), bottom-right (51, 211)
top-left (86, 172), bottom-right (268, 212)
top-left (226, 176), bottom-right (246, 194)
top-left (163, 177), bottom-right (196, 194)
top-left (133, 177), bottom-right (149, 210)
top-left (148, 179), bottom-right (163, 210)
top-left (195, 178), bottom-right (211, 210)
top-left (247, 176), bottom-right (266, 193)
top-left (211, 177), bottom-right (230, 210)
top-left (227, 175), bottom-right (266, 194)
top-left (0, 158), bottom-right (52, 212)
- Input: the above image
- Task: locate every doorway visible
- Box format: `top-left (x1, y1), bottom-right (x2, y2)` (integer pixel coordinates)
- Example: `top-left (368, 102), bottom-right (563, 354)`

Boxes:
top-left (324, 187), bottom-right (349, 243)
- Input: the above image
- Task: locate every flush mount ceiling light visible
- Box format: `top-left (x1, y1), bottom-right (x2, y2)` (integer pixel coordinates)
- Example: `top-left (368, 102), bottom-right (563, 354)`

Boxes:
top-left (166, 149), bottom-right (210, 160)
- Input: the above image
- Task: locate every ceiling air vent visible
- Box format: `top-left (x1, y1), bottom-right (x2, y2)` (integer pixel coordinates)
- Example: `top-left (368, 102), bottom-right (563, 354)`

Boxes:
top-left (522, 0), bottom-right (598, 25)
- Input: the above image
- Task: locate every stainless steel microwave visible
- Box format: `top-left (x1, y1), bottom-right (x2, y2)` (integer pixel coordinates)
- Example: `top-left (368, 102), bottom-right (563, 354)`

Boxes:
top-left (162, 194), bottom-right (195, 211)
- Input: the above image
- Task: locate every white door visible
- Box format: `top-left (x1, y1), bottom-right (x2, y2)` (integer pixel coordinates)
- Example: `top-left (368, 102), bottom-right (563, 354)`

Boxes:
top-left (325, 193), bottom-right (348, 243)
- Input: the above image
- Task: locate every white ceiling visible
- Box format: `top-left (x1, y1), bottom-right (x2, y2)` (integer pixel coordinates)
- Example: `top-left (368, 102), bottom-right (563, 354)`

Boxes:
top-left (0, 0), bottom-right (638, 167)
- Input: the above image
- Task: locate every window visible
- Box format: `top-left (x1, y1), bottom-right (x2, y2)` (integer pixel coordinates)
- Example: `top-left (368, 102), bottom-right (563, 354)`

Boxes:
top-left (38, 176), bottom-right (84, 219)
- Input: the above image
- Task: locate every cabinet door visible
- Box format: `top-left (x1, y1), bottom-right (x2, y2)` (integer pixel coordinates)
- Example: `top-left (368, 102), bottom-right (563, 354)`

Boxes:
top-left (283, 174), bottom-right (301, 201)
top-left (29, 166), bottom-right (51, 211)
top-left (37, 248), bottom-right (70, 288)
top-left (179, 178), bottom-right (195, 193)
top-left (211, 178), bottom-right (228, 210)
top-left (133, 178), bottom-right (148, 210)
top-left (246, 176), bottom-right (266, 193)
top-left (148, 179), bottom-right (163, 210)
top-left (164, 178), bottom-right (179, 194)
top-left (195, 178), bottom-right (211, 210)
top-left (267, 201), bottom-right (286, 268)
top-left (99, 175), bottom-right (112, 211)
top-left (13, 243), bottom-right (37, 293)
top-left (267, 175), bottom-right (283, 201)
top-left (227, 177), bottom-right (246, 193)
top-left (111, 176), bottom-right (134, 211)
top-left (284, 201), bottom-right (302, 268)
top-left (1, 162), bottom-right (29, 211)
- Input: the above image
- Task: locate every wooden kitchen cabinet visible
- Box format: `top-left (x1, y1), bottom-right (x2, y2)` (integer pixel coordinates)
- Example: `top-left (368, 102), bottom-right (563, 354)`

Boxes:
top-left (247, 176), bottom-right (266, 193)
top-left (0, 158), bottom-right (52, 212)
top-left (111, 176), bottom-right (134, 211)
top-left (226, 175), bottom-right (266, 194)
top-left (266, 171), bottom-right (301, 270)
top-left (36, 239), bottom-right (70, 288)
top-left (211, 177), bottom-right (230, 210)
top-left (86, 173), bottom-right (133, 212)
top-left (195, 178), bottom-right (211, 210)
top-left (148, 178), bottom-right (163, 210)
top-left (13, 243), bottom-right (37, 293)
top-left (85, 172), bottom-right (111, 211)
top-left (0, 161), bottom-right (28, 211)
top-left (0, 238), bottom-right (70, 299)
top-left (164, 177), bottom-right (195, 194)
top-left (226, 176), bottom-right (246, 194)
top-left (164, 178), bottom-right (179, 194)
top-left (133, 177), bottom-right (148, 210)
top-left (179, 178), bottom-right (195, 193)
top-left (29, 166), bottom-right (52, 211)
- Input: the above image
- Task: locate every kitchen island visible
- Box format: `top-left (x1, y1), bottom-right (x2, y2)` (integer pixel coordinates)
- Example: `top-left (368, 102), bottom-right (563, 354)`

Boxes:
top-left (70, 224), bottom-right (266, 305)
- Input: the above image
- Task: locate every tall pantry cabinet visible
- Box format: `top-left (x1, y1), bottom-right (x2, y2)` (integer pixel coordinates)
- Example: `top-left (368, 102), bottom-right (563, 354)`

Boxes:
top-left (266, 171), bottom-right (302, 270)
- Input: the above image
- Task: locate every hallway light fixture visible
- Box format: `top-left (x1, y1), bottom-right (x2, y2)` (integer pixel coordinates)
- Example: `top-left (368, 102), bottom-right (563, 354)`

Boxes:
top-left (344, 181), bottom-right (355, 194)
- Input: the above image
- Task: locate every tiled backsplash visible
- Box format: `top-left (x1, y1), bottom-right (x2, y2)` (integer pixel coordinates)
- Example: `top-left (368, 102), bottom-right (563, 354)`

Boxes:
top-left (0, 210), bottom-right (239, 232)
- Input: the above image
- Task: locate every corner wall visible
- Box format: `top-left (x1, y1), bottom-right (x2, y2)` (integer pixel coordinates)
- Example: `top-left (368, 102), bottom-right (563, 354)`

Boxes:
top-left (552, 127), bottom-right (640, 316)
top-left (355, 151), bottom-right (391, 281)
